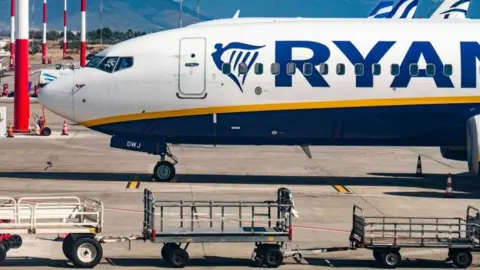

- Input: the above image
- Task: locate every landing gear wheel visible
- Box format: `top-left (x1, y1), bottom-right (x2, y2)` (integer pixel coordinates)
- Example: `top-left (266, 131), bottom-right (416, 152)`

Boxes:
top-left (167, 247), bottom-right (189, 268)
top-left (263, 247), bottom-right (283, 268)
top-left (451, 250), bottom-right (472, 268)
top-left (8, 234), bottom-right (22, 249)
top-left (62, 234), bottom-right (74, 261)
top-left (380, 250), bottom-right (401, 268)
top-left (153, 161), bottom-right (176, 182)
top-left (70, 237), bottom-right (103, 268)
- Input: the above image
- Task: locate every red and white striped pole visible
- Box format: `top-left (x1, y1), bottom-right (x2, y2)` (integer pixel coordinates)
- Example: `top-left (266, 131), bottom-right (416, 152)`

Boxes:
top-left (80, 0), bottom-right (86, 67)
top-left (14, 0), bottom-right (29, 133)
top-left (10, 0), bottom-right (14, 70)
top-left (63, 0), bottom-right (67, 59)
top-left (42, 0), bottom-right (46, 64)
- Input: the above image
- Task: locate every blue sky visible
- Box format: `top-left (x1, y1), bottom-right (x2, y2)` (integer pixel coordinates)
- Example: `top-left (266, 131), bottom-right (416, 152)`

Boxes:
top-left (178, 0), bottom-right (480, 19)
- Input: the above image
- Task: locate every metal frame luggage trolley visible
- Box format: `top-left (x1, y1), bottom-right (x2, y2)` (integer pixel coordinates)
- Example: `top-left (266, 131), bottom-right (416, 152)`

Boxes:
top-left (0, 196), bottom-right (104, 268)
top-left (142, 187), bottom-right (296, 267)
top-left (349, 205), bottom-right (480, 268)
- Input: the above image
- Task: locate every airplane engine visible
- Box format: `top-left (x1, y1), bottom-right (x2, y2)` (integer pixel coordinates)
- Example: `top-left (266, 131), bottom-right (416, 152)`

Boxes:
top-left (467, 115), bottom-right (480, 177)
top-left (440, 146), bottom-right (467, 161)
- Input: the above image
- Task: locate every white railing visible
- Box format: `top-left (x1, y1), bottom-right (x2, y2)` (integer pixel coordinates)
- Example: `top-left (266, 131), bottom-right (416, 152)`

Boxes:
top-left (0, 196), bottom-right (103, 233)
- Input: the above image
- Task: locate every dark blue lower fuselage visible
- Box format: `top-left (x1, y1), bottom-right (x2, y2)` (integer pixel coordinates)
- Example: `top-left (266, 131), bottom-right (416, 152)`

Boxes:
top-left (90, 104), bottom-right (480, 151)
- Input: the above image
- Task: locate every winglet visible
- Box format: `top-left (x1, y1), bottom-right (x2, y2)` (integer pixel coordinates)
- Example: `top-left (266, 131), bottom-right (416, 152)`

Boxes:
top-left (233, 10), bottom-right (240, 18)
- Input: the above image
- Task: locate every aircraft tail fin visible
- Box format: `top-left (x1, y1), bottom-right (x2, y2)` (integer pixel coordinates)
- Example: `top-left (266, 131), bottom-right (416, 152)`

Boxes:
top-left (388, 0), bottom-right (419, 19)
top-left (367, 0), bottom-right (395, 18)
top-left (430, 0), bottom-right (470, 19)
top-left (233, 10), bottom-right (240, 19)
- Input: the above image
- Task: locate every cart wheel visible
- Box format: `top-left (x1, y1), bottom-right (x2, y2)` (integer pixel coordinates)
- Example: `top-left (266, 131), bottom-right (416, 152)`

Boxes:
top-left (62, 234), bottom-right (74, 261)
top-left (8, 234), bottom-right (22, 249)
top-left (381, 250), bottom-right (401, 268)
top-left (451, 250), bottom-right (472, 268)
top-left (168, 247), bottom-right (188, 268)
top-left (161, 243), bottom-right (179, 262)
top-left (0, 243), bottom-right (6, 261)
top-left (70, 237), bottom-right (103, 268)
top-left (42, 127), bottom-right (51, 136)
top-left (263, 247), bottom-right (283, 268)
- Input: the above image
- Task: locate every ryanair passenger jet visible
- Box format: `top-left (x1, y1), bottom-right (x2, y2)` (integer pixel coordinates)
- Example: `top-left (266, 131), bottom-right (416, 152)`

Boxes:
top-left (38, 18), bottom-right (480, 182)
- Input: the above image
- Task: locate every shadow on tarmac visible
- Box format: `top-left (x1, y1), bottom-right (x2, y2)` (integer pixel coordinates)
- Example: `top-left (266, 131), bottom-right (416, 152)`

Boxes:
top-left (108, 256), bottom-right (255, 267)
top-left (0, 171), bottom-right (478, 198)
top-left (1, 256), bottom-right (474, 268)
top-left (303, 257), bottom-right (474, 268)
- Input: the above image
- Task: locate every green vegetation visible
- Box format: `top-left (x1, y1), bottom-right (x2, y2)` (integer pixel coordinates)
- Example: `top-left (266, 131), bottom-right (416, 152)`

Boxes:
top-left (0, 27), bottom-right (147, 53)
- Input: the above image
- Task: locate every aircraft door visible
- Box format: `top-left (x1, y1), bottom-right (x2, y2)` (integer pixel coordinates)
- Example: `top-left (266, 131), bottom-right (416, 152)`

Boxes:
top-left (178, 37), bottom-right (207, 98)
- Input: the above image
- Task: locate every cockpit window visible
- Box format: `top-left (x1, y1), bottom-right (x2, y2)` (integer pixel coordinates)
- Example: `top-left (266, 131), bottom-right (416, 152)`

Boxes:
top-left (86, 56), bottom-right (104, 68)
top-left (97, 57), bottom-right (119, 73)
top-left (114, 57), bottom-right (134, 72)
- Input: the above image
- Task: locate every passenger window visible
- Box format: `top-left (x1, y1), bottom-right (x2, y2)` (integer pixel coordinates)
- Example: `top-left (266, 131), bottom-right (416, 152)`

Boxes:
top-left (287, 63), bottom-right (296, 75)
top-left (444, 64), bottom-right (453, 76)
top-left (372, 64), bottom-right (381, 75)
top-left (336, 63), bottom-right (345, 75)
top-left (354, 63), bottom-right (364, 76)
top-left (271, 63), bottom-right (280, 75)
top-left (319, 63), bottom-right (328, 75)
top-left (426, 64), bottom-right (435, 76)
top-left (391, 64), bottom-right (400, 76)
top-left (239, 63), bottom-right (248, 75)
top-left (254, 63), bottom-right (263, 75)
top-left (97, 57), bottom-right (119, 73)
top-left (303, 63), bottom-right (313, 76)
top-left (114, 57), bottom-right (134, 72)
top-left (222, 63), bottom-right (231, 74)
top-left (409, 64), bottom-right (419, 76)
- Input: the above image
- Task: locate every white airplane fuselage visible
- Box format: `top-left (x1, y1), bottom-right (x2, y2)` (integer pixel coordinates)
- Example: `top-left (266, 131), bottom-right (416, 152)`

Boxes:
top-left (38, 18), bottom-right (480, 177)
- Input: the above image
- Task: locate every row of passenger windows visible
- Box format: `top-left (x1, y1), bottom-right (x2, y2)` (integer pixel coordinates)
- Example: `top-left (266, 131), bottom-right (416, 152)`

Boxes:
top-left (222, 62), bottom-right (454, 77)
top-left (86, 56), bottom-right (134, 73)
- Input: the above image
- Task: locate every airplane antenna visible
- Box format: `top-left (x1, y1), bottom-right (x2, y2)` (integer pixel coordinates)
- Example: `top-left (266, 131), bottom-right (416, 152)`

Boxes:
top-left (179, 0), bottom-right (183, 28)
top-left (30, 0), bottom-right (35, 51)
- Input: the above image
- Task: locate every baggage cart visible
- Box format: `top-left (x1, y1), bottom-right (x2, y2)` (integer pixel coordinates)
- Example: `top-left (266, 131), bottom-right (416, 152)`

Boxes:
top-left (349, 205), bottom-right (480, 268)
top-left (0, 195), bottom-right (104, 268)
top-left (142, 187), bottom-right (297, 267)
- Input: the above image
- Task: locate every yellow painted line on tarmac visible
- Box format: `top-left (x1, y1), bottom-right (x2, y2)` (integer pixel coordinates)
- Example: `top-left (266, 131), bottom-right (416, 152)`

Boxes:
top-left (126, 176), bottom-right (140, 189)
top-left (333, 184), bottom-right (350, 193)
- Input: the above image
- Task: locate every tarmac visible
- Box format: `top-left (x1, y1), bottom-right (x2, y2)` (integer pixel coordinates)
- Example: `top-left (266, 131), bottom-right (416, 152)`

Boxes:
top-left (0, 103), bottom-right (480, 269)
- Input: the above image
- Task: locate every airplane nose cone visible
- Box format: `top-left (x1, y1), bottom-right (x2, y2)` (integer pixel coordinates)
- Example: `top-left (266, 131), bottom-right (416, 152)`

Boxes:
top-left (37, 77), bottom-right (74, 122)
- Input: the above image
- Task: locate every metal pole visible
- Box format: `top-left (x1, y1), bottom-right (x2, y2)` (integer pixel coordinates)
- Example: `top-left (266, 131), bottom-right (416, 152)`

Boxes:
top-left (179, 0), bottom-right (183, 28)
top-left (10, 0), bottom-right (15, 69)
top-left (196, 0), bottom-right (200, 23)
top-left (63, 0), bottom-right (67, 58)
top-left (14, 0), bottom-right (29, 133)
top-left (80, 0), bottom-right (86, 67)
top-left (100, 0), bottom-right (103, 48)
top-left (42, 0), bottom-right (47, 64)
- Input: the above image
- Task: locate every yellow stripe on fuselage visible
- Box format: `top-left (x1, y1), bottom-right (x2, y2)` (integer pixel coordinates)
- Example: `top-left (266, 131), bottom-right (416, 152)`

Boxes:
top-left (80, 96), bottom-right (480, 127)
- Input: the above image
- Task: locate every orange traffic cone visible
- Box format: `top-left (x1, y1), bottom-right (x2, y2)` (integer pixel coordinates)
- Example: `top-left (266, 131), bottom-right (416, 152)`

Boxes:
top-left (445, 173), bottom-right (454, 197)
top-left (415, 156), bottom-right (422, 177)
top-left (6, 122), bottom-right (13, 138)
top-left (61, 121), bottom-right (68, 136)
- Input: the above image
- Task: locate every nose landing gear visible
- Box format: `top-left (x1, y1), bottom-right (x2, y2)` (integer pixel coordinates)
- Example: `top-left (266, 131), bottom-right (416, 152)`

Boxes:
top-left (152, 143), bottom-right (178, 182)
